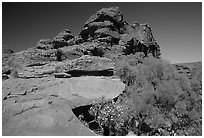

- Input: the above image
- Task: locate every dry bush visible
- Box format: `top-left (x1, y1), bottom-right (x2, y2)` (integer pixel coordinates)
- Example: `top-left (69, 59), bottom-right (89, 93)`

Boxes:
top-left (89, 55), bottom-right (202, 136)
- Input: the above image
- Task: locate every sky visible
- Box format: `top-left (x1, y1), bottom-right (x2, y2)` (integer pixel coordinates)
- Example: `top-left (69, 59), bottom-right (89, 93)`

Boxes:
top-left (2, 2), bottom-right (202, 63)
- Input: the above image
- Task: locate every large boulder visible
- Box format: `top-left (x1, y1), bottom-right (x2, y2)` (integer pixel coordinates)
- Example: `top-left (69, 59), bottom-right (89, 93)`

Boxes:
top-left (67, 36), bottom-right (84, 46)
top-left (52, 38), bottom-right (67, 49)
top-left (52, 29), bottom-right (74, 49)
top-left (56, 41), bottom-right (111, 61)
top-left (94, 28), bottom-right (120, 44)
top-left (78, 6), bottom-right (160, 58)
top-left (56, 45), bottom-right (84, 61)
top-left (80, 7), bottom-right (123, 42)
top-left (80, 21), bottom-right (116, 41)
top-left (84, 6), bottom-right (124, 30)
top-left (36, 29), bottom-right (74, 50)
top-left (54, 29), bottom-right (74, 41)
top-left (36, 39), bottom-right (53, 50)
top-left (119, 23), bottom-right (161, 57)
top-left (94, 28), bottom-right (120, 39)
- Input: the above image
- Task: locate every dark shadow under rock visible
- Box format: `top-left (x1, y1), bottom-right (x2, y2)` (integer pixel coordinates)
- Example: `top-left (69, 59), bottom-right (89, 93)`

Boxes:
top-left (66, 69), bottom-right (114, 77)
top-left (72, 104), bottom-right (94, 122)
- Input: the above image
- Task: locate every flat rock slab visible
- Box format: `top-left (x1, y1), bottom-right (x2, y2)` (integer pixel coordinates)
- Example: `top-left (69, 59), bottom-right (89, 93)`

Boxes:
top-left (52, 76), bottom-right (125, 100)
top-left (2, 98), bottom-right (96, 136)
top-left (2, 76), bottom-right (125, 136)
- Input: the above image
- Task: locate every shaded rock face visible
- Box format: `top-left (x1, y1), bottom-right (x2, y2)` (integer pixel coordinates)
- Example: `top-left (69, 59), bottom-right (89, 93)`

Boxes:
top-left (78, 6), bottom-right (160, 58)
top-left (55, 55), bottom-right (115, 76)
top-left (52, 29), bottom-right (74, 49)
top-left (36, 29), bottom-right (74, 50)
top-left (80, 7), bottom-right (123, 45)
top-left (120, 22), bottom-right (161, 57)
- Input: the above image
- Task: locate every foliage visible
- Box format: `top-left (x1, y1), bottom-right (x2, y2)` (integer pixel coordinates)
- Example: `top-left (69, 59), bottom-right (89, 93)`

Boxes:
top-left (89, 55), bottom-right (202, 136)
top-left (89, 97), bottom-right (135, 135)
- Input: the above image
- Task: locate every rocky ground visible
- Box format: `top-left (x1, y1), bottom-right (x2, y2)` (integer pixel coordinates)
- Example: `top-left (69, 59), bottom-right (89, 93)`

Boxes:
top-left (2, 6), bottom-right (200, 136)
top-left (2, 76), bottom-right (124, 135)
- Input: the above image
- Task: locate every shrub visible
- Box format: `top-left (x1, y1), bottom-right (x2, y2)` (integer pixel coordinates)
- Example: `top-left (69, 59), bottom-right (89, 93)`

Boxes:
top-left (90, 55), bottom-right (202, 136)
top-left (89, 97), bottom-right (136, 136)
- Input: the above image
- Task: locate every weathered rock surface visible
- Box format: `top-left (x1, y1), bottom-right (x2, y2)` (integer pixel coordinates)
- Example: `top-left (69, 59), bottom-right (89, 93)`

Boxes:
top-left (55, 55), bottom-right (115, 77)
top-left (52, 29), bottom-right (74, 49)
top-left (120, 22), bottom-right (161, 57)
top-left (36, 39), bottom-right (53, 50)
top-left (2, 7), bottom-right (161, 78)
top-left (2, 6), bottom-right (161, 136)
top-left (84, 6), bottom-right (124, 30)
top-left (78, 6), bottom-right (160, 59)
top-left (54, 29), bottom-right (74, 41)
top-left (55, 55), bottom-right (115, 73)
top-left (67, 35), bottom-right (84, 46)
top-left (2, 76), bottom-right (125, 135)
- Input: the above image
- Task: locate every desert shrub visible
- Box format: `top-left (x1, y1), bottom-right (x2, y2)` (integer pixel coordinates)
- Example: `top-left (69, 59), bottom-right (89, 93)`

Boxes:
top-left (114, 52), bottom-right (145, 85)
top-left (90, 55), bottom-right (202, 136)
top-left (89, 97), bottom-right (136, 136)
top-left (7, 59), bottom-right (21, 78)
top-left (56, 49), bottom-right (63, 61)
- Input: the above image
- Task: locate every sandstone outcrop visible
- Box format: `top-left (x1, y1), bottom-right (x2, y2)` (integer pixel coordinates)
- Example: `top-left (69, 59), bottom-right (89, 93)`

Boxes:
top-left (52, 30), bottom-right (73, 49)
top-left (2, 7), bottom-right (161, 79)
top-left (2, 76), bottom-right (125, 135)
top-left (84, 7), bottom-right (123, 30)
top-left (36, 39), bottom-right (53, 50)
top-left (2, 6), bottom-right (162, 136)
top-left (55, 55), bottom-right (114, 72)
top-left (78, 6), bottom-right (160, 58)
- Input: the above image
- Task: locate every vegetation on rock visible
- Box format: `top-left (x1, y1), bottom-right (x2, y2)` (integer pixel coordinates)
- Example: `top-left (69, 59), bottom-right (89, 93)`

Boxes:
top-left (2, 6), bottom-right (201, 136)
top-left (87, 54), bottom-right (202, 136)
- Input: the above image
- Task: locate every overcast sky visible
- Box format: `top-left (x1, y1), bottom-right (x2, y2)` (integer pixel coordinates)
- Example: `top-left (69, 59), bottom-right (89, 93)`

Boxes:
top-left (2, 2), bottom-right (201, 63)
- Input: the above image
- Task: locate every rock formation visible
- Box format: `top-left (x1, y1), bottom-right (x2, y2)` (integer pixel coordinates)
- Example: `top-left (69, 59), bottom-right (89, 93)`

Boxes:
top-left (2, 6), bottom-right (161, 136)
